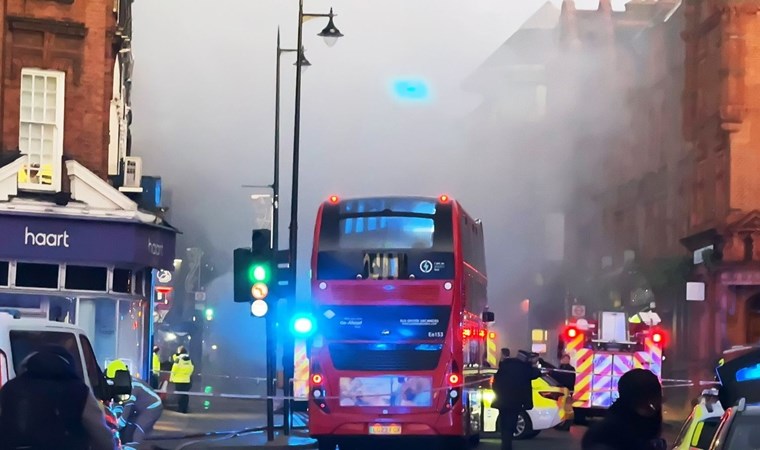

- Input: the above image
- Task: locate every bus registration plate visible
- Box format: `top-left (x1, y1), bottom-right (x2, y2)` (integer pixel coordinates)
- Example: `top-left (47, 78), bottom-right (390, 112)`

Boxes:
top-left (369, 424), bottom-right (402, 435)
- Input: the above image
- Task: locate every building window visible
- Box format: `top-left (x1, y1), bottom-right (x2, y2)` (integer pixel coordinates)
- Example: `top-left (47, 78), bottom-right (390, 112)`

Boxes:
top-left (18, 68), bottom-right (65, 192)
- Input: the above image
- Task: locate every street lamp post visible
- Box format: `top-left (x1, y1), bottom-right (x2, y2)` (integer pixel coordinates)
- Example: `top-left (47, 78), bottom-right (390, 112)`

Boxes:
top-left (283, 0), bottom-right (343, 436)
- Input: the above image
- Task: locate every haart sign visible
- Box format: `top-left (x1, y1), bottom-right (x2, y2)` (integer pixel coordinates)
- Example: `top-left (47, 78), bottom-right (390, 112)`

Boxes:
top-left (25, 227), bottom-right (70, 248)
top-left (0, 212), bottom-right (176, 269)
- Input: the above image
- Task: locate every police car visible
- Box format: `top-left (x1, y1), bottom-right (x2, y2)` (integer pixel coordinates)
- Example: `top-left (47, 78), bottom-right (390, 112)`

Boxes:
top-left (480, 374), bottom-right (571, 439)
top-left (701, 345), bottom-right (760, 450)
top-left (671, 388), bottom-right (723, 450)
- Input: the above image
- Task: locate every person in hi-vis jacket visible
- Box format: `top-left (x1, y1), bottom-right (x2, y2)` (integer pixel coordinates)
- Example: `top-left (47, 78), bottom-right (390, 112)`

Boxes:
top-left (106, 360), bottom-right (163, 445)
top-left (170, 349), bottom-right (194, 414)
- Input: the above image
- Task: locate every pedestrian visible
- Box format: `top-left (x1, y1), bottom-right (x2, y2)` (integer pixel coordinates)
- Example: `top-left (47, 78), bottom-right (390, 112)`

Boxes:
top-left (150, 345), bottom-right (161, 390)
top-left (170, 347), bottom-right (194, 414)
top-left (0, 345), bottom-right (117, 450)
top-left (492, 349), bottom-right (542, 450)
top-left (581, 368), bottom-right (667, 450)
top-left (552, 353), bottom-right (577, 392)
top-left (106, 360), bottom-right (163, 445)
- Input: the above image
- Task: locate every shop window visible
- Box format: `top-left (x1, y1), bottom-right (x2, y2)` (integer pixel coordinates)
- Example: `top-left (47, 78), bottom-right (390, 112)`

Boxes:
top-left (0, 262), bottom-right (8, 286)
top-left (0, 293), bottom-right (42, 310)
top-left (112, 268), bottom-right (132, 293)
top-left (116, 299), bottom-right (145, 377)
top-left (48, 296), bottom-right (76, 323)
top-left (17, 68), bottom-right (65, 192)
top-left (78, 298), bottom-right (116, 367)
top-left (15, 262), bottom-right (59, 289)
top-left (134, 270), bottom-right (145, 296)
top-left (65, 265), bottom-right (107, 291)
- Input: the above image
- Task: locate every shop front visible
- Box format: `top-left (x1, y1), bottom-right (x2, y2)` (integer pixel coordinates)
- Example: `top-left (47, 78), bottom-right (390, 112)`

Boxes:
top-left (0, 210), bottom-right (176, 378)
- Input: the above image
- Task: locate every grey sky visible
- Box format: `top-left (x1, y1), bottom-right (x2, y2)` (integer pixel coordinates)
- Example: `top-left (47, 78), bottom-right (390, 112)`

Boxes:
top-left (131, 0), bottom-right (556, 372)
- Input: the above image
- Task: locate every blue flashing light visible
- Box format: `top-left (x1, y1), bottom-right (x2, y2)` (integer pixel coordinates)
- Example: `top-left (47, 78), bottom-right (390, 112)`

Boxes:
top-left (290, 313), bottom-right (316, 338)
top-left (736, 363), bottom-right (760, 382)
top-left (372, 343), bottom-right (389, 350)
top-left (391, 79), bottom-right (431, 102)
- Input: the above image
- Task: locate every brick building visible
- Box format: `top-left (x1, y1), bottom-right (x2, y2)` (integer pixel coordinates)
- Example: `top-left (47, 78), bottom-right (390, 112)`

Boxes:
top-left (680, 0), bottom-right (760, 370)
top-left (0, 0), bottom-right (176, 377)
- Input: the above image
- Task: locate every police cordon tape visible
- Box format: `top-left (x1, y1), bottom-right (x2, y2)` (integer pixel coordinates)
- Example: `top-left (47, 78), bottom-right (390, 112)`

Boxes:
top-left (155, 375), bottom-right (701, 402)
top-left (156, 368), bottom-right (696, 386)
top-left (156, 377), bottom-right (489, 401)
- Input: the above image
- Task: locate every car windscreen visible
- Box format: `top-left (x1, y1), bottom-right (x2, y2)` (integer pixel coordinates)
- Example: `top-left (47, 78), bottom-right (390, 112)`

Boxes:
top-left (9, 330), bottom-right (84, 380)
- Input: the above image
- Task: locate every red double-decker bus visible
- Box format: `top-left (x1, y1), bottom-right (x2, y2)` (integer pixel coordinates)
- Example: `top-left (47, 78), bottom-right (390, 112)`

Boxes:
top-left (308, 195), bottom-right (493, 450)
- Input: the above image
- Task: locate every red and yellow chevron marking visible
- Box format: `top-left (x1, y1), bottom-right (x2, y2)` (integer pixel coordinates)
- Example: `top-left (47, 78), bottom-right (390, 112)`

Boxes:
top-left (293, 340), bottom-right (310, 399)
top-left (486, 333), bottom-right (498, 367)
top-left (572, 348), bottom-right (592, 408)
top-left (565, 333), bottom-right (585, 356)
top-left (634, 351), bottom-right (650, 369)
top-left (644, 337), bottom-right (663, 378)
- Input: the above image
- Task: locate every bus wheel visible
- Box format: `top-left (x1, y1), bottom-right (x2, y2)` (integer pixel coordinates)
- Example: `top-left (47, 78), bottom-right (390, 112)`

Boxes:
top-left (317, 438), bottom-right (337, 450)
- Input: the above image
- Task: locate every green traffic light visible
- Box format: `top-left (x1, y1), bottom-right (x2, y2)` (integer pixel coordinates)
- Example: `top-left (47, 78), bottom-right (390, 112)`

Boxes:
top-left (248, 264), bottom-right (269, 283)
top-left (253, 265), bottom-right (267, 281)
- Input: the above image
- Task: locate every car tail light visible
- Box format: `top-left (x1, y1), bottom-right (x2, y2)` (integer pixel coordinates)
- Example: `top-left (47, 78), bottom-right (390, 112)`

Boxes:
top-left (539, 391), bottom-right (563, 401)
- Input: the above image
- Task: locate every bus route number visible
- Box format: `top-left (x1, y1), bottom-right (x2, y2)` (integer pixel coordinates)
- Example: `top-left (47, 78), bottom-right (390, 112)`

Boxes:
top-left (428, 331), bottom-right (444, 338)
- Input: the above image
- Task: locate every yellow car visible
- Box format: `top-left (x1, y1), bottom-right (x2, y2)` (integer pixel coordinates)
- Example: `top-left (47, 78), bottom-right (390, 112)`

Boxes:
top-left (481, 374), bottom-right (573, 439)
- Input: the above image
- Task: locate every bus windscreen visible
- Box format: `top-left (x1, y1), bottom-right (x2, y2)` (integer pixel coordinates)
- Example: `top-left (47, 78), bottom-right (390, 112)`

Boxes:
top-left (338, 216), bottom-right (434, 250)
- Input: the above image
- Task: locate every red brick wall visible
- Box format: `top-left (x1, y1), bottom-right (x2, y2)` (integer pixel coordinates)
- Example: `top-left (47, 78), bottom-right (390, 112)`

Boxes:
top-left (1, 0), bottom-right (116, 179)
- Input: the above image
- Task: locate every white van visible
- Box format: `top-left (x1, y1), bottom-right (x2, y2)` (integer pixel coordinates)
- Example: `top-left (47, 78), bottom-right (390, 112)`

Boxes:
top-left (0, 309), bottom-right (130, 400)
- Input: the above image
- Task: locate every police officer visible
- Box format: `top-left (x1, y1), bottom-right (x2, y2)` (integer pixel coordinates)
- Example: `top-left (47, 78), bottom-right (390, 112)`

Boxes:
top-left (106, 360), bottom-right (163, 445)
top-left (151, 346), bottom-right (161, 389)
top-left (170, 348), bottom-right (194, 414)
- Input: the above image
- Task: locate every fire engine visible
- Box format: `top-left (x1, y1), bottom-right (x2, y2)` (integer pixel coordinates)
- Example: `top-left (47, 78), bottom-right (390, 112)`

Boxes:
top-left (559, 309), bottom-right (666, 420)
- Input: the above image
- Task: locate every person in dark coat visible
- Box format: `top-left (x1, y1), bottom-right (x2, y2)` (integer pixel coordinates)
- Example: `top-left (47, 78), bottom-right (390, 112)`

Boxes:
top-left (0, 345), bottom-right (116, 450)
top-left (581, 369), bottom-right (667, 450)
top-left (552, 354), bottom-right (577, 392)
top-left (492, 350), bottom-right (542, 450)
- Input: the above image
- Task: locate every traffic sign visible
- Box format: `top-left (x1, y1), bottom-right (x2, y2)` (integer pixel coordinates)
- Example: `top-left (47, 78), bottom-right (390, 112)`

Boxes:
top-left (571, 304), bottom-right (586, 318)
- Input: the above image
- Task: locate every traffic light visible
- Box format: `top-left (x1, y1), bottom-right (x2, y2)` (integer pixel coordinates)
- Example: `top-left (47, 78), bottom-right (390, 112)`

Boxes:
top-left (290, 312), bottom-right (316, 338)
top-left (233, 230), bottom-right (274, 315)
top-left (205, 308), bottom-right (214, 321)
